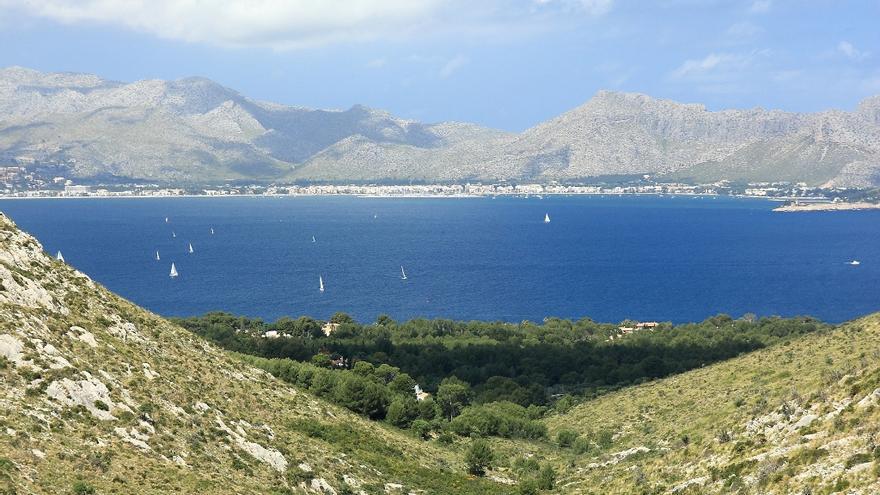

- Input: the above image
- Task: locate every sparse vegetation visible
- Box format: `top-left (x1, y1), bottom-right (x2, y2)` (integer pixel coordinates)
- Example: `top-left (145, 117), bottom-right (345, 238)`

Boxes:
top-left (465, 440), bottom-right (494, 476)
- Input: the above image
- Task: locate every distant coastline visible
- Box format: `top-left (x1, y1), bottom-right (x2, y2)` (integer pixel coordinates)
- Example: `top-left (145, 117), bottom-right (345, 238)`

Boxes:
top-left (773, 201), bottom-right (880, 212)
top-left (0, 182), bottom-right (832, 202)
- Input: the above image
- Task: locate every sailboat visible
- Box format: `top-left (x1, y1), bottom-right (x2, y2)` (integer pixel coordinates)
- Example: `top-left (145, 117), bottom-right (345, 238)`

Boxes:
top-left (319, 275), bottom-right (325, 293)
top-left (56, 251), bottom-right (64, 262)
top-left (169, 263), bottom-right (178, 278)
top-left (188, 243), bottom-right (194, 254)
top-left (400, 266), bottom-right (408, 280)
top-left (311, 236), bottom-right (316, 243)
top-left (544, 213), bottom-right (551, 223)
top-left (155, 251), bottom-right (160, 261)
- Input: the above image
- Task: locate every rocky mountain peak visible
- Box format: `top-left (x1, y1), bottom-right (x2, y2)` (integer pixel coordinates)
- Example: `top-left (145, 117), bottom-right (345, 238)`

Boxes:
top-left (858, 95), bottom-right (880, 124)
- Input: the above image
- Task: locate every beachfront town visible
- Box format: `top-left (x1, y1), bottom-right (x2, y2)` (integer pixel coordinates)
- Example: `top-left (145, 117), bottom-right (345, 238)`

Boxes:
top-left (0, 168), bottom-right (841, 200)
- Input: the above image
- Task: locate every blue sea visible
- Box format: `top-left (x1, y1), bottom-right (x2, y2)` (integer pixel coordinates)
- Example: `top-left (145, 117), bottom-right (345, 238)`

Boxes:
top-left (1, 195), bottom-right (878, 324)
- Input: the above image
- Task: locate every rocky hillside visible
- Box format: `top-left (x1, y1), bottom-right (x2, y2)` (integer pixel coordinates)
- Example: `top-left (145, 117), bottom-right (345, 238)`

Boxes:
top-left (2, 66), bottom-right (879, 187)
top-left (0, 212), bottom-right (509, 494)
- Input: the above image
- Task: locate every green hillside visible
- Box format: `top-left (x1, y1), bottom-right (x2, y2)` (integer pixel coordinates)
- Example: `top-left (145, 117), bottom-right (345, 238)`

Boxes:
top-left (536, 314), bottom-right (880, 493)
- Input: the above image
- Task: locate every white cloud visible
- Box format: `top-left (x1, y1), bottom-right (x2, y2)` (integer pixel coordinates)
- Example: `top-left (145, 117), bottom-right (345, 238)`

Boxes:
top-left (837, 41), bottom-right (870, 61)
top-left (669, 53), bottom-right (726, 79)
top-left (533, 0), bottom-right (614, 15)
top-left (439, 55), bottom-right (468, 78)
top-left (668, 50), bottom-right (769, 82)
top-left (0, 0), bottom-right (613, 50)
top-left (748, 0), bottom-right (772, 14)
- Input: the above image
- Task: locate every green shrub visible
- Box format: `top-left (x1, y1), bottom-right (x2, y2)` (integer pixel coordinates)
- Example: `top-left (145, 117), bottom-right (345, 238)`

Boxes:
top-left (556, 429), bottom-right (579, 448)
top-left (572, 437), bottom-right (592, 455)
top-left (436, 432), bottom-right (455, 445)
top-left (386, 397), bottom-right (419, 428)
top-left (517, 479), bottom-right (539, 495)
top-left (333, 374), bottom-right (389, 419)
top-left (411, 419), bottom-right (431, 440)
top-left (592, 429), bottom-right (614, 449)
top-left (71, 482), bottom-right (96, 495)
top-left (417, 397), bottom-right (438, 421)
top-left (844, 452), bottom-right (872, 469)
top-left (449, 402), bottom-right (547, 440)
top-left (465, 440), bottom-right (494, 476)
top-left (789, 447), bottom-right (828, 466)
top-left (512, 457), bottom-right (540, 475)
top-left (536, 464), bottom-right (556, 490)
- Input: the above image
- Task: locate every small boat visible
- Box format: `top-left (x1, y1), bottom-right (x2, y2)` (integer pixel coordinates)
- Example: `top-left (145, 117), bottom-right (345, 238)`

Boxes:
top-left (311, 236), bottom-right (316, 243)
top-left (210, 227), bottom-right (214, 235)
top-left (56, 251), bottom-right (64, 262)
top-left (188, 243), bottom-right (194, 254)
top-left (155, 251), bottom-right (160, 261)
top-left (172, 231), bottom-right (177, 238)
top-left (400, 266), bottom-right (408, 280)
top-left (319, 275), bottom-right (325, 293)
top-left (165, 217), bottom-right (169, 223)
top-left (849, 260), bottom-right (861, 266)
top-left (169, 263), bottom-right (178, 278)
top-left (544, 213), bottom-right (551, 223)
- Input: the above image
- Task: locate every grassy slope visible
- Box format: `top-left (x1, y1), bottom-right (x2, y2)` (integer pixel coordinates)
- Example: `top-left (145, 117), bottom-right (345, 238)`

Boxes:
top-left (0, 212), bottom-right (510, 495)
top-left (539, 314), bottom-right (880, 494)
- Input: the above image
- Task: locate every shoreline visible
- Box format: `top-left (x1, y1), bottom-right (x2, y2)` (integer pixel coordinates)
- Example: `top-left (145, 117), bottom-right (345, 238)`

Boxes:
top-left (773, 201), bottom-right (880, 212)
top-left (0, 191), bottom-right (811, 201)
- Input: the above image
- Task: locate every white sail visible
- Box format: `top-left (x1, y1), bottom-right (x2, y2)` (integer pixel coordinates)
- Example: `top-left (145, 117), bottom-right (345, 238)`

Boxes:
top-left (170, 263), bottom-right (178, 278)
top-left (544, 213), bottom-right (551, 223)
top-left (188, 243), bottom-right (194, 254)
top-left (319, 275), bottom-right (325, 292)
top-left (56, 251), bottom-right (64, 262)
top-left (400, 266), bottom-right (407, 280)
top-left (155, 251), bottom-right (160, 261)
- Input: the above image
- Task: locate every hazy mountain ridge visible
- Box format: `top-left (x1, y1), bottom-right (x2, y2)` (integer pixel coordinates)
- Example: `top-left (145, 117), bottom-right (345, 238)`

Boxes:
top-left (2, 66), bottom-right (880, 186)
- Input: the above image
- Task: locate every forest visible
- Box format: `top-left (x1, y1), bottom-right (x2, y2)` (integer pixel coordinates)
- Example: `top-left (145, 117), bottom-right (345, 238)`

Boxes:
top-left (173, 312), bottom-right (828, 440)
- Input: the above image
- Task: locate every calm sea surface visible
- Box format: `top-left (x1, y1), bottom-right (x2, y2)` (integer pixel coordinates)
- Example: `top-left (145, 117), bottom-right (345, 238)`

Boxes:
top-left (1, 195), bottom-right (878, 324)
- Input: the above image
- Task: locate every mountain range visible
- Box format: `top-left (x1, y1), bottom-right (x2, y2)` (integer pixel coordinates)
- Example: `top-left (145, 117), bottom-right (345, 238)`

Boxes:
top-left (2, 66), bottom-right (880, 187)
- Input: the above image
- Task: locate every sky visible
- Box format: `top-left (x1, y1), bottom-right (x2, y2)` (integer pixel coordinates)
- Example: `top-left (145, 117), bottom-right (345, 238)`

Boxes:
top-left (0, 0), bottom-right (878, 131)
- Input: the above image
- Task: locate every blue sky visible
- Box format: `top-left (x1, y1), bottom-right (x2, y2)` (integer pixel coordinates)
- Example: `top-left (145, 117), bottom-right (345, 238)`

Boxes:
top-left (0, 0), bottom-right (877, 131)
